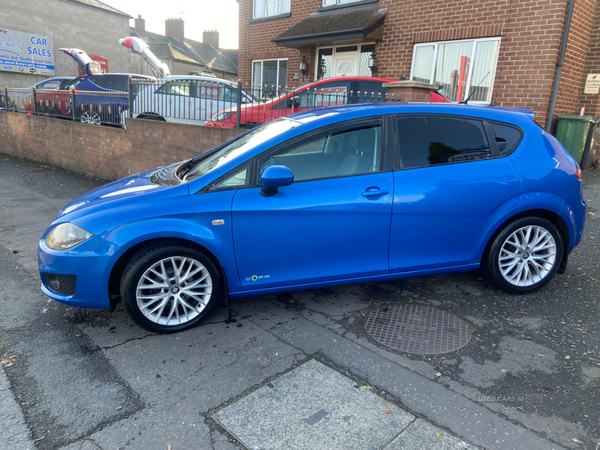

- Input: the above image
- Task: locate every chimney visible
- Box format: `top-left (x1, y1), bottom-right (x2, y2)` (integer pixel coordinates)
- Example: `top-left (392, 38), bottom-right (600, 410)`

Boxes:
top-left (165, 18), bottom-right (184, 41)
top-left (135, 15), bottom-right (146, 37)
top-left (203, 30), bottom-right (219, 49)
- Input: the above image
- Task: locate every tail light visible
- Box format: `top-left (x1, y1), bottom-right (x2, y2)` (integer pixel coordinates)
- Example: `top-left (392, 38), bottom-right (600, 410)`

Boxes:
top-left (576, 165), bottom-right (582, 180)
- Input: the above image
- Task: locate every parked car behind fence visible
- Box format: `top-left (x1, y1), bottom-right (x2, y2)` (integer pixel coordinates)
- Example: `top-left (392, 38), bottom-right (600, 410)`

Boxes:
top-left (3, 77), bottom-right (449, 128)
top-left (128, 76), bottom-right (256, 125)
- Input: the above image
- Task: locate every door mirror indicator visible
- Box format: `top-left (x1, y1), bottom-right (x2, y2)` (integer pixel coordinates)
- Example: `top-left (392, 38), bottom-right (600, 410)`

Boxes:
top-left (261, 165), bottom-right (294, 197)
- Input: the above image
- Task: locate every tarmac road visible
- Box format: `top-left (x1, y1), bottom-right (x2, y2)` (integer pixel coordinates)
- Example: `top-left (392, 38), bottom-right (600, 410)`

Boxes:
top-left (0, 154), bottom-right (598, 450)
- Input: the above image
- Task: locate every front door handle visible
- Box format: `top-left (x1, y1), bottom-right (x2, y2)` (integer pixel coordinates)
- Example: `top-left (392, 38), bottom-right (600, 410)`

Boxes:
top-left (362, 188), bottom-right (389, 197)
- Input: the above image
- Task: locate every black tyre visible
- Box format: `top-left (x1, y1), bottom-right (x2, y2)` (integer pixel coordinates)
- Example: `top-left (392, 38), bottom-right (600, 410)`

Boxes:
top-left (484, 217), bottom-right (564, 294)
top-left (138, 113), bottom-right (166, 121)
top-left (120, 242), bottom-right (221, 333)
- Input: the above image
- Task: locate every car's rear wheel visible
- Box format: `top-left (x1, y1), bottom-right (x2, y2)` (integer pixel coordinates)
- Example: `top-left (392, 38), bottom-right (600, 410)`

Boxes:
top-left (484, 217), bottom-right (563, 294)
top-left (80, 109), bottom-right (101, 125)
top-left (120, 243), bottom-right (221, 333)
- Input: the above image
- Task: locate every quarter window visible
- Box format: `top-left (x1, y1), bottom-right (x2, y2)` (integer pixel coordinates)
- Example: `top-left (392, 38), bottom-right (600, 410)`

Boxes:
top-left (489, 122), bottom-right (523, 155)
top-left (411, 38), bottom-right (500, 104)
top-left (259, 124), bottom-right (382, 182)
top-left (253, 0), bottom-right (290, 19)
top-left (396, 116), bottom-right (491, 168)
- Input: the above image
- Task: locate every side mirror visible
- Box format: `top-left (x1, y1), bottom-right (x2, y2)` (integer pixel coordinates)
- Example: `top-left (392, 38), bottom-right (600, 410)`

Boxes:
top-left (261, 165), bottom-right (293, 197)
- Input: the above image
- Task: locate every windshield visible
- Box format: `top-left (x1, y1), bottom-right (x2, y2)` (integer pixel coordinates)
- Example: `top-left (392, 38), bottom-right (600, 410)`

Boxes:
top-left (185, 119), bottom-right (300, 180)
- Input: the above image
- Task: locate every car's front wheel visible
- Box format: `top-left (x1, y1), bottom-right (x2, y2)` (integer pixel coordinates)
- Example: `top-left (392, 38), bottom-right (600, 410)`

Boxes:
top-left (484, 217), bottom-right (564, 294)
top-left (120, 242), bottom-right (221, 333)
top-left (80, 109), bottom-right (102, 125)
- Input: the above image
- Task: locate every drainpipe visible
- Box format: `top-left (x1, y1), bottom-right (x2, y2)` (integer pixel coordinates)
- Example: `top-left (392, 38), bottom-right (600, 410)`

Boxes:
top-left (546, 0), bottom-right (575, 131)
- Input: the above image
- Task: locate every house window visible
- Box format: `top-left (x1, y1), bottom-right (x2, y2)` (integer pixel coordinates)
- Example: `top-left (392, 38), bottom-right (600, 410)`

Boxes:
top-left (252, 59), bottom-right (288, 97)
top-left (253, 0), bottom-right (291, 18)
top-left (322, 0), bottom-right (363, 5)
top-left (411, 37), bottom-right (500, 104)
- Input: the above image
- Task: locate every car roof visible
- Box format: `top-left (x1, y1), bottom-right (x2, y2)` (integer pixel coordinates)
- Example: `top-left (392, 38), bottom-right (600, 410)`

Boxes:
top-left (159, 75), bottom-right (235, 85)
top-left (288, 102), bottom-right (536, 127)
top-left (87, 73), bottom-right (155, 78)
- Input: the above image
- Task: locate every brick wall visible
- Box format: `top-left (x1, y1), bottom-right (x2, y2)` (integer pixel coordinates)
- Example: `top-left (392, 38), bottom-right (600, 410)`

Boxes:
top-left (0, 112), bottom-right (244, 180)
top-left (578, 1), bottom-right (600, 117)
top-left (0, 0), bottom-right (132, 88)
top-left (554, 0), bottom-right (597, 122)
top-left (239, 0), bottom-right (598, 128)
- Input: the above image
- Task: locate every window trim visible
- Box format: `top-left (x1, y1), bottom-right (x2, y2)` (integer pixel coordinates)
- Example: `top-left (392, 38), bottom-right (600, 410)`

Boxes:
top-left (320, 0), bottom-right (372, 8)
top-left (251, 58), bottom-right (289, 94)
top-left (409, 37), bottom-right (501, 105)
top-left (392, 113), bottom-right (504, 170)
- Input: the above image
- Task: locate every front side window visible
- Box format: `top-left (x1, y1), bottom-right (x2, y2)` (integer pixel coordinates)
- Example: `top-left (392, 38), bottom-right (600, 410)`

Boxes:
top-left (396, 115), bottom-right (491, 168)
top-left (157, 81), bottom-right (191, 97)
top-left (252, 59), bottom-right (288, 97)
top-left (253, 0), bottom-right (290, 18)
top-left (411, 38), bottom-right (500, 104)
top-left (259, 124), bottom-right (382, 182)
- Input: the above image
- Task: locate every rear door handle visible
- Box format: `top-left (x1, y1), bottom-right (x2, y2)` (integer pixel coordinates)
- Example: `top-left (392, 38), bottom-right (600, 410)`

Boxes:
top-left (362, 188), bottom-right (389, 197)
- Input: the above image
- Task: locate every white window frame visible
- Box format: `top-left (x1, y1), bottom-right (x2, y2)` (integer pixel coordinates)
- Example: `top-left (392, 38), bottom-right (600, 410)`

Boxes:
top-left (410, 37), bottom-right (501, 105)
top-left (314, 42), bottom-right (376, 80)
top-left (253, 0), bottom-right (291, 19)
top-left (252, 58), bottom-right (289, 93)
top-left (322, 0), bottom-right (362, 6)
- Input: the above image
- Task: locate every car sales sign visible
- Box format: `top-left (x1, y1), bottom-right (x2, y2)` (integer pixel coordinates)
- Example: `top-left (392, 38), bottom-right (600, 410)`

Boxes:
top-left (0, 28), bottom-right (55, 75)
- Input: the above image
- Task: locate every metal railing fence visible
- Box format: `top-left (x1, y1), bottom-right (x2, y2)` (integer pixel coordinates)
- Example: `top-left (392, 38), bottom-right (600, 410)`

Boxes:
top-left (2, 79), bottom-right (397, 129)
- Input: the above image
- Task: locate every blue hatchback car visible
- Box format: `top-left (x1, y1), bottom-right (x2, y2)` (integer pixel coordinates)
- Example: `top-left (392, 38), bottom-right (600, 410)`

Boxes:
top-left (38, 103), bottom-right (586, 333)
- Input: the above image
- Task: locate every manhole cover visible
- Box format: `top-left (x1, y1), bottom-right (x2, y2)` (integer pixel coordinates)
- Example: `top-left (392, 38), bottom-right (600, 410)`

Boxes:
top-left (364, 304), bottom-right (471, 355)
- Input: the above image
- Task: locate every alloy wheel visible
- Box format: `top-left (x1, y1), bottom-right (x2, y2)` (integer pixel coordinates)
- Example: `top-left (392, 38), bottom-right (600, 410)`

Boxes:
top-left (136, 256), bottom-right (213, 326)
top-left (498, 225), bottom-right (557, 287)
top-left (80, 110), bottom-right (101, 125)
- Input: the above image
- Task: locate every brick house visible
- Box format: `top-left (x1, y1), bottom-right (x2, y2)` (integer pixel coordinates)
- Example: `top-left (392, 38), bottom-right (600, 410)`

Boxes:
top-left (1, 0), bottom-right (132, 88)
top-left (239, 0), bottom-right (600, 129)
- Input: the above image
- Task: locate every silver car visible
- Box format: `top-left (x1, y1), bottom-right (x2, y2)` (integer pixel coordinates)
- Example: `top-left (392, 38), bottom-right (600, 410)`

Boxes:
top-left (130, 75), bottom-right (255, 125)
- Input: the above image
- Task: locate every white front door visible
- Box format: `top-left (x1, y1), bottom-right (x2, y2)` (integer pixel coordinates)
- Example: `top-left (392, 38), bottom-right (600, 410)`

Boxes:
top-left (334, 55), bottom-right (358, 77)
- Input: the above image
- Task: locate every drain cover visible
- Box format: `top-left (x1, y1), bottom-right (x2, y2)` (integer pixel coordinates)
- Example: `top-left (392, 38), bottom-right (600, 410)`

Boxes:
top-left (364, 304), bottom-right (471, 355)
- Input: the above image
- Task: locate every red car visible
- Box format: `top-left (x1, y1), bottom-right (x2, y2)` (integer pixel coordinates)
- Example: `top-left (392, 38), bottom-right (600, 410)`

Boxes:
top-left (204, 76), bottom-right (398, 128)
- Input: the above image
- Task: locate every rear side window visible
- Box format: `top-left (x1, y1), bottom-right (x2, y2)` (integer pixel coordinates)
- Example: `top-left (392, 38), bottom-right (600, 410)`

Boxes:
top-left (396, 115), bottom-right (491, 168)
top-left (488, 122), bottom-right (523, 155)
top-left (89, 76), bottom-right (128, 92)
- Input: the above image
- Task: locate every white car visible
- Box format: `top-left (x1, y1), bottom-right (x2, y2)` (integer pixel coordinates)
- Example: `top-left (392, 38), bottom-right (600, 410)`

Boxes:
top-left (130, 75), bottom-right (256, 125)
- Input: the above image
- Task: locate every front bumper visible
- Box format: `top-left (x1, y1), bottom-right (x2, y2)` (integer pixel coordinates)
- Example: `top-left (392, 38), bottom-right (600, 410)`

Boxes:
top-left (38, 234), bottom-right (120, 309)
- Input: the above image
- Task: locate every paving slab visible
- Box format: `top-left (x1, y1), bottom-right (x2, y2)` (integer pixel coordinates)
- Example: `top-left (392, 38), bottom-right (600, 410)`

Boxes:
top-left (243, 302), bottom-right (567, 450)
top-left (212, 359), bottom-right (415, 450)
top-left (385, 419), bottom-right (476, 450)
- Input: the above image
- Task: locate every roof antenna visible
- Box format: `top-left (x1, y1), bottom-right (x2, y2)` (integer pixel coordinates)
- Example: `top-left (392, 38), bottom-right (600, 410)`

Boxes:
top-left (460, 71), bottom-right (490, 105)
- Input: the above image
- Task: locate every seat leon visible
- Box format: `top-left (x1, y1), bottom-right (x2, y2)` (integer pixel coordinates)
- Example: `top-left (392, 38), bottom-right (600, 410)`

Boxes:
top-left (38, 103), bottom-right (586, 333)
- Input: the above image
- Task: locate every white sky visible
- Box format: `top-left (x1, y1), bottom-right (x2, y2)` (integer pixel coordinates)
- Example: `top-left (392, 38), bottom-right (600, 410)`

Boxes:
top-left (101, 0), bottom-right (240, 49)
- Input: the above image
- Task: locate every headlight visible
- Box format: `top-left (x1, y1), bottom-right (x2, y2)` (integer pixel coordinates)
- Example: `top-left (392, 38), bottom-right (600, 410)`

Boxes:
top-left (45, 223), bottom-right (93, 250)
